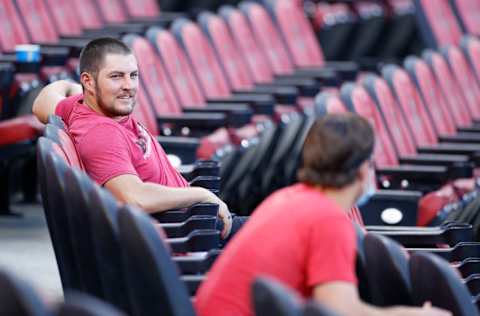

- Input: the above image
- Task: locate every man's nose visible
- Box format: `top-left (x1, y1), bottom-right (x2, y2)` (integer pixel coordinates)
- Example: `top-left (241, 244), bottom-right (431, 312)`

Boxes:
top-left (122, 76), bottom-right (135, 90)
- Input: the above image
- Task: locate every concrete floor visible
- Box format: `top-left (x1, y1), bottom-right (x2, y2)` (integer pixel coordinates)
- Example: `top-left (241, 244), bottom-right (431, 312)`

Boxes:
top-left (0, 202), bottom-right (63, 304)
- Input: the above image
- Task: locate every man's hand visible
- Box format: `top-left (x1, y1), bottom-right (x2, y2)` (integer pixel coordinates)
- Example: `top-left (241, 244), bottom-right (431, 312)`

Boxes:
top-left (202, 190), bottom-right (233, 239)
top-left (387, 303), bottom-right (452, 316)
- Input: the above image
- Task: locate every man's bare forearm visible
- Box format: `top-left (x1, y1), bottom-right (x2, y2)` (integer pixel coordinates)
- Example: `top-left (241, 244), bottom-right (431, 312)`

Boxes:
top-left (104, 174), bottom-right (219, 213)
top-left (131, 183), bottom-right (215, 213)
top-left (32, 80), bottom-right (82, 123)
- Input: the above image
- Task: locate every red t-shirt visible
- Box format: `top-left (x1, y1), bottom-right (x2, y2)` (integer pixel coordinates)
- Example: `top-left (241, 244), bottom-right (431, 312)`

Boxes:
top-left (55, 94), bottom-right (188, 187)
top-left (195, 183), bottom-right (357, 316)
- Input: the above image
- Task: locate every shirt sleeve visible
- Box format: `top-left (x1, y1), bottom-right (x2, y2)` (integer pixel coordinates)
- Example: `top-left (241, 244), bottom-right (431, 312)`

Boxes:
top-left (306, 214), bottom-right (358, 288)
top-left (77, 123), bottom-right (138, 185)
top-left (55, 94), bottom-right (81, 124)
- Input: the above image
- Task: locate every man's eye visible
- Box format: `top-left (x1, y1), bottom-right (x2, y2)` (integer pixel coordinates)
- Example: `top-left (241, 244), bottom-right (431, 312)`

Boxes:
top-left (111, 74), bottom-right (121, 79)
top-left (131, 73), bottom-right (139, 79)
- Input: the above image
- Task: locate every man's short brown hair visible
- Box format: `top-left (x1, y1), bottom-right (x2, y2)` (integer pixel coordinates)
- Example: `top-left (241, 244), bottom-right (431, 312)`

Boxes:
top-left (297, 113), bottom-right (375, 188)
top-left (79, 37), bottom-right (132, 78)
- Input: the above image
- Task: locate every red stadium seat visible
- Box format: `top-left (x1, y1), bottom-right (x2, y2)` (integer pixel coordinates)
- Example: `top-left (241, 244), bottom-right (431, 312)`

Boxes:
top-left (414, 0), bottom-right (463, 48)
top-left (442, 45), bottom-right (480, 121)
top-left (449, 0), bottom-right (480, 36)
top-left (423, 50), bottom-right (473, 128)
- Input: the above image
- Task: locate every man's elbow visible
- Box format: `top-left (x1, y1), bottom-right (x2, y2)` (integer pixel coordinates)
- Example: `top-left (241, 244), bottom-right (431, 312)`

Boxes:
top-left (32, 100), bottom-right (47, 124)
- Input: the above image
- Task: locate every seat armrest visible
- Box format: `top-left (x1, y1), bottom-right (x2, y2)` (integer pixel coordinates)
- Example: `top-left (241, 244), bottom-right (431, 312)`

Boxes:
top-left (206, 95), bottom-right (274, 115)
top-left (156, 112), bottom-right (227, 130)
top-left (376, 165), bottom-right (451, 192)
top-left (457, 126), bottom-right (480, 133)
top-left (408, 242), bottom-right (480, 262)
top-left (159, 215), bottom-right (217, 238)
top-left (398, 154), bottom-right (473, 179)
top-left (234, 85), bottom-right (300, 104)
top-left (323, 61), bottom-right (359, 80)
top-left (371, 225), bottom-right (474, 247)
top-left (167, 229), bottom-right (220, 252)
top-left (439, 133), bottom-right (480, 144)
top-left (173, 249), bottom-right (220, 274)
top-left (189, 176), bottom-right (220, 191)
top-left (151, 203), bottom-right (219, 223)
top-left (276, 71), bottom-right (341, 87)
top-left (156, 135), bottom-right (200, 165)
top-left (180, 160), bottom-right (219, 180)
top-left (129, 12), bottom-right (187, 26)
top-left (359, 189), bottom-right (421, 226)
top-left (38, 40), bottom-right (86, 59)
top-left (267, 77), bottom-right (320, 97)
top-left (37, 46), bottom-right (70, 66)
top-left (183, 103), bottom-right (252, 127)
top-left (417, 143), bottom-right (480, 166)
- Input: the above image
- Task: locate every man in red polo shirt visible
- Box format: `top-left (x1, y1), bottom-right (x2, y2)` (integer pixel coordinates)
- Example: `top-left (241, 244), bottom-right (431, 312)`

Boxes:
top-left (32, 38), bottom-right (233, 238)
top-left (195, 113), bottom-right (450, 316)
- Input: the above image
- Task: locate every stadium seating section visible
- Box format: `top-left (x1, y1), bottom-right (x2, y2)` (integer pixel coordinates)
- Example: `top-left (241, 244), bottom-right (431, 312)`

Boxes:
top-left (4, 0), bottom-right (480, 315)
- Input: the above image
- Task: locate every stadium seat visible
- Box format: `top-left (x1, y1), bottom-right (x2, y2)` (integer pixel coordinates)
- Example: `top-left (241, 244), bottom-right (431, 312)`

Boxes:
top-left (363, 233), bottom-right (412, 306)
top-left (422, 50), bottom-right (475, 130)
top-left (410, 252), bottom-right (480, 315)
top-left (313, 3), bottom-right (355, 61)
top-left (252, 277), bottom-right (302, 316)
top-left (125, 33), bottom-right (252, 133)
top-left (442, 45), bottom-right (480, 123)
top-left (340, 82), bottom-right (461, 191)
top-left (414, 0), bottom-right (464, 48)
top-left (403, 56), bottom-right (474, 142)
top-left (63, 167), bottom-right (104, 298)
top-left (197, 11), bottom-right (316, 104)
top-left (85, 184), bottom-right (133, 314)
top-left (0, 269), bottom-right (51, 316)
top-left (117, 205), bottom-right (197, 316)
top-left (56, 293), bottom-right (126, 316)
top-left (383, 64), bottom-right (480, 167)
top-left (449, 0), bottom-right (480, 36)
top-left (303, 301), bottom-right (343, 316)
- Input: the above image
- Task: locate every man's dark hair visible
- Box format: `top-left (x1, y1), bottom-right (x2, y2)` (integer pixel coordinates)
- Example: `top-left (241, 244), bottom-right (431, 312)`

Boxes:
top-left (79, 37), bottom-right (132, 78)
top-left (297, 113), bottom-right (375, 188)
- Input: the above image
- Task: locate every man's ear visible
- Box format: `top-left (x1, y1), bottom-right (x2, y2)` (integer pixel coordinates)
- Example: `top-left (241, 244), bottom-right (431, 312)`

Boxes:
top-left (80, 72), bottom-right (95, 94)
top-left (356, 161), bottom-right (370, 184)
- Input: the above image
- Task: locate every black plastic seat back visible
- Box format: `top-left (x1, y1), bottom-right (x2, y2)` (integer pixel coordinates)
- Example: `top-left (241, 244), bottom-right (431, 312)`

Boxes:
top-left (44, 124), bottom-right (61, 144)
top-left (363, 233), bottom-right (412, 306)
top-left (284, 114), bottom-right (315, 186)
top-left (410, 252), bottom-right (480, 316)
top-left (261, 112), bottom-right (304, 196)
top-left (302, 301), bottom-right (342, 316)
top-left (252, 277), bottom-right (302, 316)
top-left (117, 204), bottom-right (195, 316)
top-left (0, 270), bottom-right (51, 316)
top-left (63, 168), bottom-right (104, 298)
top-left (57, 292), bottom-right (126, 316)
top-left (44, 150), bottom-right (82, 291)
top-left (88, 185), bottom-right (132, 314)
top-left (47, 114), bottom-right (66, 130)
top-left (353, 223), bottom-right (372, 304)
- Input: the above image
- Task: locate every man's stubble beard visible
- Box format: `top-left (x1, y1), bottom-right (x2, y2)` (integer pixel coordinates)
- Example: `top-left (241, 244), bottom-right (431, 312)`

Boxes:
top-left (94, 82), bottom-right (136, 117)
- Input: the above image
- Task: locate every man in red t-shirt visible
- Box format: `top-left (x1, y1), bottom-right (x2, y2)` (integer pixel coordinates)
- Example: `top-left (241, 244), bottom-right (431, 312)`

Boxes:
top-left (32, 37), bottom-right (233, 238)
top-left (195, 114), bottom-right (450, 316)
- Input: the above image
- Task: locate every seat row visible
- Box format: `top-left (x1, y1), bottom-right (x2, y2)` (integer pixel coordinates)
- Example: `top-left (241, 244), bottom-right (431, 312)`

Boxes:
top-left (37, 117), bottom-right (227, 314)
top-left (0, 268), bottom-right (124, 316)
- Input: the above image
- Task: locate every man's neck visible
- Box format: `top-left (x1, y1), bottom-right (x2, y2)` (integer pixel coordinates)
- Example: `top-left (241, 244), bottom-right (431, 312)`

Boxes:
top-left (83, 94), bottom-right (123, 121)
top-left (316, 184), bottom-right (359, 213)
top-left (83, 93), bottom-right (103, 115)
